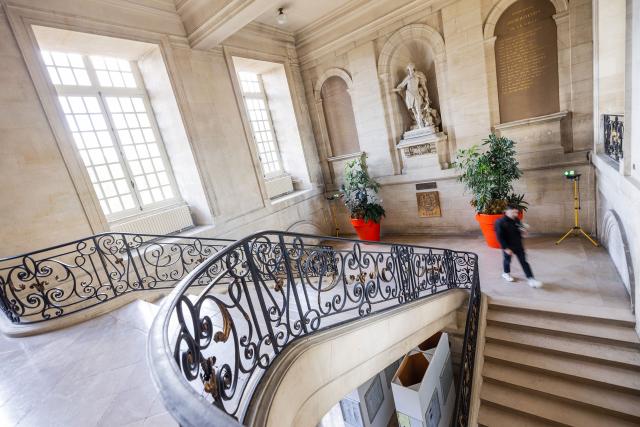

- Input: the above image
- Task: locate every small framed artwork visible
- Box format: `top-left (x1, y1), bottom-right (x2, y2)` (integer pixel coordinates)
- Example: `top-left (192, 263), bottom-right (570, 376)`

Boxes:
top-left (417, 191), bottom-right (442, 218)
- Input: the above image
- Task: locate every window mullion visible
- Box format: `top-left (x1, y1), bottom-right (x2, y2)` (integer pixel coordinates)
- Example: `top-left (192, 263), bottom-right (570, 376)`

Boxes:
top-left (96, 90), bottom-right (143, 212)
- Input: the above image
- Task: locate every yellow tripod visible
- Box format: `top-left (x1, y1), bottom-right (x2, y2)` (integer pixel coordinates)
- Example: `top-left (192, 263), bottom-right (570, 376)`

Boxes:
top-left (556, 173), bottom-right (599, 246)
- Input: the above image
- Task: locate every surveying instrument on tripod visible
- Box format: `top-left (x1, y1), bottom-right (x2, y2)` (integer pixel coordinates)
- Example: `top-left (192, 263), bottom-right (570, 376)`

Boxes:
top-left (555, 170), bottom-right (599, 247)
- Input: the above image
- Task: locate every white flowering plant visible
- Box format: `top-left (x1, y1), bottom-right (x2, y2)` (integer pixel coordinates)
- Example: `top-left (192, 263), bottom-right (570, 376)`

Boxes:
top-left (340, 154), bottom-right (386, 223)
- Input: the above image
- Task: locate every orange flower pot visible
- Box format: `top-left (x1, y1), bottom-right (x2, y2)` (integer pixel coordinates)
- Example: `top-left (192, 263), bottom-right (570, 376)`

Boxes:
top-left (351, 218), bottom-right (381, 241)
top-left (475, 212), bottom-right (523, 249)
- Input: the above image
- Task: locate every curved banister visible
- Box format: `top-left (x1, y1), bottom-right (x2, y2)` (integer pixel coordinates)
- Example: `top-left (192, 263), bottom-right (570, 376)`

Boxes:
top-left (0, 232), bottom-right (233, 324)
top-left (148, 230), bottom-right (481, 426)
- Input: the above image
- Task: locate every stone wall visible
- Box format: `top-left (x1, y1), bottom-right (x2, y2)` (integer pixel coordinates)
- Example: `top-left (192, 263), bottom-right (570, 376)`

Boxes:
top-left (0, 1), bottom-right (331, 257)
top-left (300, 0), bottom-right (596, 236)
top-left (0, 8), bottom-right (94, 256)
top-left (593, 0), bottom-right (640, 330)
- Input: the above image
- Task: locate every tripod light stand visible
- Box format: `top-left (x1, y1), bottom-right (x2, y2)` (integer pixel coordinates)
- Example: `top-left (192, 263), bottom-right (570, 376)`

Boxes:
top-left (555, 170), bottom-right (599, 247)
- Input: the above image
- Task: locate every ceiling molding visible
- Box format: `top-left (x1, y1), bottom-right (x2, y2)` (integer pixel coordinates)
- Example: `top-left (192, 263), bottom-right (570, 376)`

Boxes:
top-left (186, 0), bottom-right (254, 48)
top-left (295, 0), bottom-right (456, 67)
top-left (295, 0), bottom-right (371, 40)
top-left (96, 0), bottom-right (180, 19)
top-left (242, 21), bottom-right (295, 44)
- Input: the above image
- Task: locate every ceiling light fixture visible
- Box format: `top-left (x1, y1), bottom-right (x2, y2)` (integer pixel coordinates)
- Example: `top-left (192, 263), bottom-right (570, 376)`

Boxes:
top-left (276, 7), bottom-right (287, 26)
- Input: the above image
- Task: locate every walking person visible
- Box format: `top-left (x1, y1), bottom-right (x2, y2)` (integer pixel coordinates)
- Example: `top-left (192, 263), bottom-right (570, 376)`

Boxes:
top-left (494, 204), bottom-right (543, 288)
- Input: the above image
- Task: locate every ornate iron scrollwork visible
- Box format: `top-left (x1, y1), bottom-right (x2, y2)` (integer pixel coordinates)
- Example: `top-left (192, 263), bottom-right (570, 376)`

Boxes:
top-left (164, 231), bottom-right (479, 423)
top-left (604, 114), bottom-right (624, 162)
top-left (0, 233), bottom-right (231, 324)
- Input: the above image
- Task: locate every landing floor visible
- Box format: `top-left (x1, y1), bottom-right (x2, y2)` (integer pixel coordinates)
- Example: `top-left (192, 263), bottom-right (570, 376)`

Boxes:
top-left (377, 234), bottom-right (633, 318)
top-left (0, 235), bottom-right (633, 427)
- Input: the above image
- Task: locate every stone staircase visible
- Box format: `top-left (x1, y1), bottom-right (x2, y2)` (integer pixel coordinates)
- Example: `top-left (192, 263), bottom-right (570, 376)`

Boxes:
top-left (478, 299), bottom-right (640, 426)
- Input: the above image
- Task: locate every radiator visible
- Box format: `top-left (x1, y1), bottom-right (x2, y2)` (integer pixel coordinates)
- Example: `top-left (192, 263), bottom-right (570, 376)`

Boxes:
top-left (265, 175), bottom-right (294, 199)
top-left (110, 204), bottom-right (194, 235)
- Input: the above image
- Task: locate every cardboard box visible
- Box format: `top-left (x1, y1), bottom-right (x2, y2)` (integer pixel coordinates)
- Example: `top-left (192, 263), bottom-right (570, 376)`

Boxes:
top-left (339, 367), bottom-right (397, 427)
top-left (391, 333), bottom-right (455, 427)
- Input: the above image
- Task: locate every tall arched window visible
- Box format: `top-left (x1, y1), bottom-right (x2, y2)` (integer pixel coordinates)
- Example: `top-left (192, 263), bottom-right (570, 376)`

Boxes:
top-left (321, 76), bottom-right (360, 156)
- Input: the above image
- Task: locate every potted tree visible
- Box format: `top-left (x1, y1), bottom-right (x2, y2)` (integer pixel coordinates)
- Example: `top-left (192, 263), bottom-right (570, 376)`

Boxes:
top-left (341, 153), bottom-right (386, 241)
top-left (454, 134), bottom-right (527, 248)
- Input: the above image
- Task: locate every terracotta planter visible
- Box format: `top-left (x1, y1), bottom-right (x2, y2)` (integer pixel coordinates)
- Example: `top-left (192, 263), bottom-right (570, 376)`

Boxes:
top-left (351, 218), bottom-right (381, 241)
top-left (475, 212), bottom-right (524, 249)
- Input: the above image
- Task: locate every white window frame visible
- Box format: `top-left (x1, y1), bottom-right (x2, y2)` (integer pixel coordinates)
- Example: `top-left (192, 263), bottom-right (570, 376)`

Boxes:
top-left (42, 51), bottom-right (181, 221)
top-left (238, 72), bottom-right (286, 179)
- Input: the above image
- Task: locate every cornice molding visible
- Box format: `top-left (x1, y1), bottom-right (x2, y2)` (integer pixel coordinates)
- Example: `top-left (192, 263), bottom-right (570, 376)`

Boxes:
top-left (295, 0), bottom-right (370, 39)
top-left (242, 21), bottom-right (295, 44)
top-left (98, 0), bottom-right (178, 16)
top-left (4, 2), bottom-right (188, 42)
top-left (186, 0), bottom-right (253, 48)
top-left (296, 0), bottom-right (456, 67)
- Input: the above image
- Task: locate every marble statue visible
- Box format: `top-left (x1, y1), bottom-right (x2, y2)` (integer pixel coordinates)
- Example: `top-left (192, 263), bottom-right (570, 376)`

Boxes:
top-left (393, 63), bottom-right (439, 130)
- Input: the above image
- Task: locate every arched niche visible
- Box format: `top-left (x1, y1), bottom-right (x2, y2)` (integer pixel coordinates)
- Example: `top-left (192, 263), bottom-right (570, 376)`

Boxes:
top-left (319, 76), bottom-right (360, 157)
top-left (378, 24), bottom-right (452, 169)
top-left (483, 0), bottom-right (570, 126)
top-left (313, 68), bottom-right (362, 187)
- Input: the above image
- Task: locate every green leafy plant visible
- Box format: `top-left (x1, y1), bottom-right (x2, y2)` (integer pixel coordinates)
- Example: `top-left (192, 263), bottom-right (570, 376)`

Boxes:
top-left (341, 154), bottom-right (386, 223)
top-left (453, 134), bottom-right (527, 214)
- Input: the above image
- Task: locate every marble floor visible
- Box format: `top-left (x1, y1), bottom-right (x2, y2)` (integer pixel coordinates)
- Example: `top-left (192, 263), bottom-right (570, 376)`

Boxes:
top-left (0, 234), bottom-right (633, 427)
top-left (377, 234), bottom-right (633, 317)
top-left (0, 300), bottom-right (175, 427)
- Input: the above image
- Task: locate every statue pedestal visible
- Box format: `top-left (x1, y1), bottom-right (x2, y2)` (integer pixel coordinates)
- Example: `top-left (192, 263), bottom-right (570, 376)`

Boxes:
top-left (398, 127), bottom-right (448, 172)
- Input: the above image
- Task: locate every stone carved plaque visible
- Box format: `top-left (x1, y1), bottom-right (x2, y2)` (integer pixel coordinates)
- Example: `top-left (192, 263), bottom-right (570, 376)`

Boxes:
top-left (403, 142), bottom-right (435, 157)
top-left (495, 0), bottom-right (559, 123)
top-left (417, 191), bottom-right (442, 218)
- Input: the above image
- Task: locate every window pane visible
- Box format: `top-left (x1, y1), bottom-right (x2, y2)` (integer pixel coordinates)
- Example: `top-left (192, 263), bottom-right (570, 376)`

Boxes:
top-left (41, 51), bottom-right (53, 66)
top-left (43, 50), bottom-right (178, 216)
top-left (74, 69), bottom-right (91, 86)
top-left (68, 97), bottom-right (86, 113)
top-left (43, 51), bottom-right (89, 87)
top-left (84, 97), bottom-right (101, 113)
top-left (82, 132), bottom-right (99, 148)
top-left (237, 72), bottom-right (282, 175)
top-left (104, 95), bottom-right (175, 204)
top-left (47, 67), bottom-right (61, 85)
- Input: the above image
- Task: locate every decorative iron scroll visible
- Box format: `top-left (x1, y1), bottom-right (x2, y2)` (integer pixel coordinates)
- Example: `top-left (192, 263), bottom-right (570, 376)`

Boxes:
top-left (165, 231), bottom-right (479, 423)
top-left (603, 114), bottom-right (624, 162)
top-left (0, 233), bottom-right (231, 324)
top-left (453, 262), bottom-right (481, 427)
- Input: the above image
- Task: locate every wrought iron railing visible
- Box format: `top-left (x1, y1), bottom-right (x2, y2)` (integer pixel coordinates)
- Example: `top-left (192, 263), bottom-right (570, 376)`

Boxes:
top-left (603, 114), bottom-right (624, 162)
top-left (0, 232), bottom-right (232, 324)
top-left (148, 231), bottom-right (480, 426)
top-left (453, 262), bottom-right (481, 427)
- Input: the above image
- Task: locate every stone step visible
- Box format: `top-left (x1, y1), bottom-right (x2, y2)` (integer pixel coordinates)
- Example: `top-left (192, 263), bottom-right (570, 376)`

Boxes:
top-left (488, 297), bottom-right (636, 327)
top-left (478, 401), bottom-right (564, 427)
top-left (480, 380), bottom-right (640, 427)
top-left (483, 359), bottom-right (640, 421)
top-left (486, 324), bottom-right (640, 369)
top-left (484, 341), bottom-right (640, 395)
top-left (486, 309), bottom-right (640, 349)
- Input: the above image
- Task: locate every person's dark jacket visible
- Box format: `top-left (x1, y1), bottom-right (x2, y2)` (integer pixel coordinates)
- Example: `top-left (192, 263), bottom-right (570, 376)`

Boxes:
top-left (494, 215), bottom-right (524, 251)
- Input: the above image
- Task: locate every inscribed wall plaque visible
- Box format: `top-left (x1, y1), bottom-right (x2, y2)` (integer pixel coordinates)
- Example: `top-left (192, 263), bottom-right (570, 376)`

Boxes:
top-left (495, 0), bottom-right (559, 123)
top-left (417, 191), bottom-right (442, 218)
